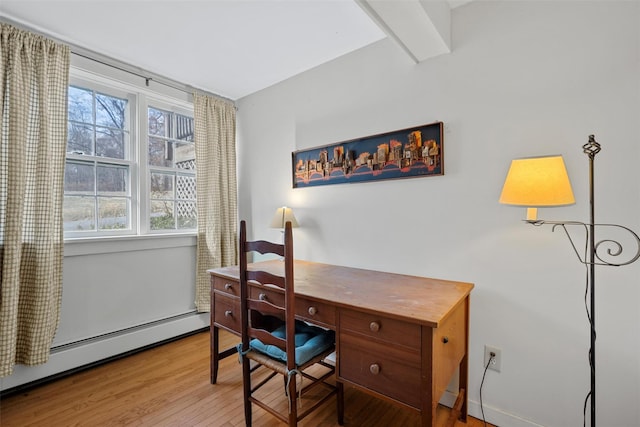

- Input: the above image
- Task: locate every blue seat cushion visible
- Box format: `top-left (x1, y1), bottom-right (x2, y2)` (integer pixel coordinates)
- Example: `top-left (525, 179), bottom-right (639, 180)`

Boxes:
top-left (249, 320), bottom-right (335, 366)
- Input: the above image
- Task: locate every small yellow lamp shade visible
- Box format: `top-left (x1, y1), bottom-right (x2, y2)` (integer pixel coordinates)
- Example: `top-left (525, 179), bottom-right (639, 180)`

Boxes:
top-left (499, 155), bottom-right (575, 221)
top-left (269, 207), bottom-right (299, 229)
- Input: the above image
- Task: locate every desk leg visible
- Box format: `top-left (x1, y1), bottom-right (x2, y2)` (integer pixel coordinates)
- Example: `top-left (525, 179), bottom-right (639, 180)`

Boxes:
top-left (446, 388), bottom-right (466, 427)
top-left (211, 325), bottom-right (220, 384)
top-left (421, 326), bottom-right (436, 427)
top-left (211, 324), bottom-right (240, 384)
top-left (211, 284), bottom-right (218, 384)
top-left (459, 297), bottom-right (470, 422)
top-left (457, 355), bottom-right (469, 422)
top-left (421, 390), bottom-right (437, 427)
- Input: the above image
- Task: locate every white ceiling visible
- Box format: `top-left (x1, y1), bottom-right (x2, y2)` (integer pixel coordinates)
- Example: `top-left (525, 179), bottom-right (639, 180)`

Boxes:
top-left (0, 0), bottom-right (472, 100)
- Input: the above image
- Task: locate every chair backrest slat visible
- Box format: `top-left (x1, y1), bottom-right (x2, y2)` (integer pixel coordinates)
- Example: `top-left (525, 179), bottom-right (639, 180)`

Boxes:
top-left (249, 327), bottom-right (286, 350)
top-left (246, 271), bottom-right (285, 290)
top-left (247, 298), bottom-right (285, 318)
top-left (246, 240), bottom-right (285, 257)
top-left (239, 220), bottom-right (296, 370)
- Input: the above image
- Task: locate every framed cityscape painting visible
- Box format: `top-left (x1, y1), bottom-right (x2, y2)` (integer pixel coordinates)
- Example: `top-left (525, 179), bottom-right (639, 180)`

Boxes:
top-left (292, 121), bottom-right (443, 188)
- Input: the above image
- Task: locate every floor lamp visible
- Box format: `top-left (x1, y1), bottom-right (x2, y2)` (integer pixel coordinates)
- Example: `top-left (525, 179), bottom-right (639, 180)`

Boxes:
top-left (499, 135), bottom-right (640, 427)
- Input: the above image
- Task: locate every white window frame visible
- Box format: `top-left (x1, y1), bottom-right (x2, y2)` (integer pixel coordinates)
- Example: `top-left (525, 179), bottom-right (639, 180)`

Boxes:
top-left (64, 67), bottom-right (195, 240)
top-left (140, 97), bottom-right (196, 235)
top-left (64, 77), bottom-right (137, 238)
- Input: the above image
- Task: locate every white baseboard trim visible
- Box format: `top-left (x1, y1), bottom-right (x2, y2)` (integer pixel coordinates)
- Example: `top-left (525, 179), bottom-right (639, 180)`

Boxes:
top-left (440, 390), bottom-right (543, 427)
top-left (3, 321), bottom-right (541, 427)
top-left (1, 312), bottom-right (209, 391)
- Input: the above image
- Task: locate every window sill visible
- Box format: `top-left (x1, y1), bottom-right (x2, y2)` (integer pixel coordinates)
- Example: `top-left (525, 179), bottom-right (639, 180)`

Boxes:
top-left (64, 233), bottom-right (197, 257)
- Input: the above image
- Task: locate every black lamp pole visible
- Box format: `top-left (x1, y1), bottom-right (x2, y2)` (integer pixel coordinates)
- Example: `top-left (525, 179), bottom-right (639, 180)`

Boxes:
top-left (583, 135), bottom-right (601, 427)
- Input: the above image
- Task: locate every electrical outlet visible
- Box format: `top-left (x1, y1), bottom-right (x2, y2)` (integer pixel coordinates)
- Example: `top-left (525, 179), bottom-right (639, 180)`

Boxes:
top-left (484, 345), bottom-right (502, 372)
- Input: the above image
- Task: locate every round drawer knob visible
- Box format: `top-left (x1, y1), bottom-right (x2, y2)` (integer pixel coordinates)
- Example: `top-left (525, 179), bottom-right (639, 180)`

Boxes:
top-left (308, 306), bottom-right (318, 316)
top-left (224, 310), bottom-right (233, 318)
top-left (224, 283), bottom-right (233, 291)
top-left (369, 363), bottom-right (380, 375)
top-left (259, 293), bottom-right (267, 301)
top-left (369, 321), bottom-right (380, 332)
top-left (442, 336), bottom-right (449, 344)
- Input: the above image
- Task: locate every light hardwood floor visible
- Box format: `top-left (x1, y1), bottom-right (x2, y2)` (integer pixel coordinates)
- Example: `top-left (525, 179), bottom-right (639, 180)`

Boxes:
top-left (1, 330), bottom-right (493, 427)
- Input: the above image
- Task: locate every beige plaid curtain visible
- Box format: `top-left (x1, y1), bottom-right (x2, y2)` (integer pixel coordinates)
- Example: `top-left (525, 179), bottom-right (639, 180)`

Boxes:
top-left (193, 94), bottom-right (237, 312)
top-left (0, 24), bottom-right (70, 377)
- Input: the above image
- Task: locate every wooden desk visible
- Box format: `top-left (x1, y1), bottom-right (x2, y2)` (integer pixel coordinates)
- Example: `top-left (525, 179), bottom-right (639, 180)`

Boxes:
top-left (208, 260), bottom-right (474, 427)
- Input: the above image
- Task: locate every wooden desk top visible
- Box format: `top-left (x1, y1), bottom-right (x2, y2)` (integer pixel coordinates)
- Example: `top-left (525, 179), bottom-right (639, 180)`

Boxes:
top-left (209, 260), bottom-right (473, 328)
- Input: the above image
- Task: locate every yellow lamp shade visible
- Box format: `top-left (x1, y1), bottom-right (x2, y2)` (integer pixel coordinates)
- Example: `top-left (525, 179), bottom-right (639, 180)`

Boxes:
top-left (269, 207), bottom-right (299, 228)
top-left (500, 155), bottom-right (575, 220)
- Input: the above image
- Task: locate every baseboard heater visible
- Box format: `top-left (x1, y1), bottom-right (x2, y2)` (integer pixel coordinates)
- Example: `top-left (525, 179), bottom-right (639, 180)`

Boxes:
top-left (50, 311), bottom-right (198, 352)
top-left (1, 311), bottom-right (209, 397)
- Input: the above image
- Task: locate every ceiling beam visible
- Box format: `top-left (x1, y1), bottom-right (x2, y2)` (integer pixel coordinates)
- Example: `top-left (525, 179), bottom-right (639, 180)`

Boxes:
top-left (355, 0), bottom-right (451, 64)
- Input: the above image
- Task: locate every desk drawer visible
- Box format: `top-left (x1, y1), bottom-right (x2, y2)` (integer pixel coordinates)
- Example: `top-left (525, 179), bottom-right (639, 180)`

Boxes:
top-left (339, 332), bottom-right (421, 409)
top-left (340, 309), bottom-right (420, 350)
top-left (212, 276), bottom-right (239, 297)
top-left (296, 297), bottom-right (335, 328)
top-left (249, 285), bottom-right (284, 305)
top-left (249, 287), bottom-right (336, 328)
top-left (214, 293), bottom-right (240, 333)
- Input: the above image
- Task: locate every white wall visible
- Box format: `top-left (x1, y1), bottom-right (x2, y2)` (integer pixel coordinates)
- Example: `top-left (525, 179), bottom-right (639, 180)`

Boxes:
top-left (236, 1), bottom-right (640, 426)
top-left (1, 236), bottom-right (207, 391)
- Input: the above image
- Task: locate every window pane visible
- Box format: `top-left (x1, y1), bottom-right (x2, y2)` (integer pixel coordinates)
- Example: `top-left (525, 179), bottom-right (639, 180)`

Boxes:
top-left (148, 137), bottom-right (172, 167)
top-left (96, 127), bottom-right (125, 159)
top-left (148, 107), bottom-right (170, 137)
top-left (150, 200), bottom-right (174, 230)
top-left (64, 162), bottom-right (95, 193)
top-left (98, 197), bottom-right (128, 229)
top-left (174, 141), bottom-right (195, 169)
top-left (67, 122), bottom-right (94, 155)
top-left (150, 172), bottom-right (174, 199)
top-left (176, 175), bottom-right (196, 200)
top-left (176, 114), bottom-right (194, 141)
top-left (177, 201), bottom-right (197, 229)
top-left (63, 196), bottom-right (96, 231)
top-left (97, 165), bottom-right (127, 196)
top-left (68, 86), bottom-right (93, 124)
top-left (147, 107), bottom-right (196, 232)
top-left (96, 93), bottom-right (126, 129)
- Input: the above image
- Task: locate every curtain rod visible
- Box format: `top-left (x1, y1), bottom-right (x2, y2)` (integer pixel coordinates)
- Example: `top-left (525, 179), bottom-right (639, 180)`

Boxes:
top-left (1, 16), bottom-right (236, 105)
top-left (71, 50), bottom-right (235, 106)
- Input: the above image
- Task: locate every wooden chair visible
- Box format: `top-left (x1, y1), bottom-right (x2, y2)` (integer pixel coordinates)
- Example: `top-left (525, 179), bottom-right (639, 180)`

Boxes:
top-left (238, 220), bottom-right (344, 426)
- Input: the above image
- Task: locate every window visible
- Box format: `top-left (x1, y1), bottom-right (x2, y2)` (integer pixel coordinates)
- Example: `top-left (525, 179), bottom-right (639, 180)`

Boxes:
top-left (147, 107), bottom-right (196, 231)
top-left (63, 75), bottom-right (195, 238)
top-left (64, 85), bottom-right (132, 234)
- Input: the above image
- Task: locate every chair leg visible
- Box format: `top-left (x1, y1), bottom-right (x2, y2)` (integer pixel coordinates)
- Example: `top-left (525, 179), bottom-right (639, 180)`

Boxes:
top-left (287, 372), bottom-right (298, 426)
top-left (242, 358), bottom-right (252, 426)
top-left (337, 380), bottom-right (344, 425)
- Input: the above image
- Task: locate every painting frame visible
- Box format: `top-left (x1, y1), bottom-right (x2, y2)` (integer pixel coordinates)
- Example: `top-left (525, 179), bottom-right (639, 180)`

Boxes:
top-left (292, 121), bottom-right (443, 188)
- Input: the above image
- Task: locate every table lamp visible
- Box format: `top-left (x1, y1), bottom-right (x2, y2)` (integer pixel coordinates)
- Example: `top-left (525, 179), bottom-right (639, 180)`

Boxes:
top-left (269, 206), bottom-right (299, 230)
top-left (269, 207), bottom-right (298, 258)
